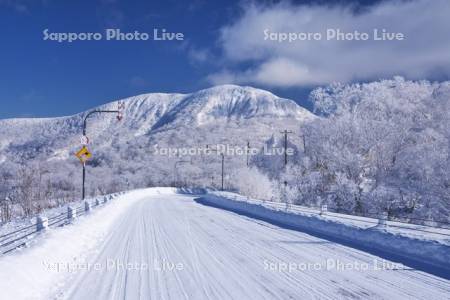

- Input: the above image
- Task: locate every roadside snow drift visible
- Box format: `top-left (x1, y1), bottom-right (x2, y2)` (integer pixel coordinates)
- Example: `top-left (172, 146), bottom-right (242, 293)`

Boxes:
top-left (197, 193), bottom-right (450, 275)
top-left (0, 188), bottom-right (175, 300)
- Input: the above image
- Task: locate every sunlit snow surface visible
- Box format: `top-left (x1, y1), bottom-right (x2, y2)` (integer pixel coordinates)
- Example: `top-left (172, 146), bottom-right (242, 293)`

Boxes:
top-left (1, 188), bottom-right (449, 300)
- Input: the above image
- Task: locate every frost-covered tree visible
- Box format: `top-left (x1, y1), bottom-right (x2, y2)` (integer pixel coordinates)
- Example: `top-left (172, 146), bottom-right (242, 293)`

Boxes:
top-left (230, 167), bottom-right (274, 201)
top-left (277, 77), bottom-right (450, 223)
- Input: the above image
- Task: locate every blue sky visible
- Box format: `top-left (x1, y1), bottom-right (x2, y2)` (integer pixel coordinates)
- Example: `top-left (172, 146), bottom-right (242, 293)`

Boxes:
top-left (0, 0), bottom-right (449, 119)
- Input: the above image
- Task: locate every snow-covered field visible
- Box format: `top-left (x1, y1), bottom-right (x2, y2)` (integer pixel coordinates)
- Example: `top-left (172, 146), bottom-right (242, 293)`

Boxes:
top-left (1, 188), bottom-right (449, 300)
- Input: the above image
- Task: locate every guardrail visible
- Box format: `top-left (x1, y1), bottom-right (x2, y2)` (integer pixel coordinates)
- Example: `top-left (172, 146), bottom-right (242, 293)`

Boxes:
top-left (0, 193), bottom-right (121, 255)
top-left (228, 196), bottom-right (450, 237)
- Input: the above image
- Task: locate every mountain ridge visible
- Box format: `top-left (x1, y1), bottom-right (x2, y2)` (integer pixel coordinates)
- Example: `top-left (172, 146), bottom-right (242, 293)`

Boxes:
top-left (0, 84), bottom-right (315, 194)
top-left (0, 84), bottom-right (312, 123)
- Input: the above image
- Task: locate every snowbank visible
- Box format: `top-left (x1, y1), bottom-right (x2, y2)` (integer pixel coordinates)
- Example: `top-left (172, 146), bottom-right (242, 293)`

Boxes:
top-left (0, 193), bottom-right (115, 243)
top-left (197, 192), bottom-right (450, 274)
top-left (0, 187), bottom-right (175, 300)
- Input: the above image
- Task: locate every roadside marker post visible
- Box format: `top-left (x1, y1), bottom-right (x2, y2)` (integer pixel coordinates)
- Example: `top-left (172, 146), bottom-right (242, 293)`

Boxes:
top-left (36, 216), bottom-right (48, 231)
top-left (68, 206), bottom-right (77, 221)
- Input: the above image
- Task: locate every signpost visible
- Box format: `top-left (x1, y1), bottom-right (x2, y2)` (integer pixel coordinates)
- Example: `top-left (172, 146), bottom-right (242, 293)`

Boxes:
top-left (80, 135), bottom-right (89, 146)
top-left (75, 144), bottom-right (92, 200)
top-left (76, 101), bottom-right (124, 200)
top-left (75, 145), bottom-right (92, 163)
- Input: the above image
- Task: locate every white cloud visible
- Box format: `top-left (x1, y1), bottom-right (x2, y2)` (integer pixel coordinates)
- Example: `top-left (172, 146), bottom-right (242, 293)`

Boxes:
top-left (188, 47), bottom-right (213, 64)
top-left (210, 0), bottom-right (450, 87)
top-left (207, 70), bottom-right (237, 85)
top-left (253, 58), bottom-right (333, 86)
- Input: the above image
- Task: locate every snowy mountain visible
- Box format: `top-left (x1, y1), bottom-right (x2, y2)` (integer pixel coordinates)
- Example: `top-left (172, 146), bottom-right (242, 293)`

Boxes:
top-left (0, 85), bottom-right (315, 197)
top-left (1, 78), bottom-right (449, 227)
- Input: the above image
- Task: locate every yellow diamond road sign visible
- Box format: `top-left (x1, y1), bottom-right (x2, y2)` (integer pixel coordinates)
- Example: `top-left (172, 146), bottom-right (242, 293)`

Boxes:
top-left (75, 146), bottom-right (92, 163)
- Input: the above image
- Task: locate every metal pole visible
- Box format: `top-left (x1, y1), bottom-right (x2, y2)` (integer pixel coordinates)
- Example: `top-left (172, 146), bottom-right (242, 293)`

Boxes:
top-left (280, 130), bottom-right (293, 167)
top-left (284, 132), bottom-right (287, 166)
top-left (83, 110), bottom-right (119, 136)
top-left (221, 153), bottom-right (224, 191)
top-left (301, 133), bottom-right (306, 153)
top-left (246, 141), bottom-right (250, 167)
top-left (81, 109), bottom-right (120, 200)
top-left (207, 145), bottom-right (228, 191)
top-left (82, 163), bottom-right (86, 200)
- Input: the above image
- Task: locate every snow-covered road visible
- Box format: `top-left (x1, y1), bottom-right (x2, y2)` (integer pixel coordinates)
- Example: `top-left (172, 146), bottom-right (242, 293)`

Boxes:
top-left (55, 191), bottom-right (450, 300)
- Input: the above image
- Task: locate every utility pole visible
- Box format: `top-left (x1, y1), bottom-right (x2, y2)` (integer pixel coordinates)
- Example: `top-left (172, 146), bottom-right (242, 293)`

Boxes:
top-left (246, 140), bottom-right (250, 167)
top-left (80, 103), bottom-right (123, 200)
top-left (280, 130), bottom-right (293, 167)
top-left (221, 153), bottom-right (224, 190)
top-left (207, 145), bottom-right (225, 191)
top-left (300, 132), bottom-right (306, 153)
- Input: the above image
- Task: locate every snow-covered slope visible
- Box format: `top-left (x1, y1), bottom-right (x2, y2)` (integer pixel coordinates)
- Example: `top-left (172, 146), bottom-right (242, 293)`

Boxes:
top-left (0, 85), bottom-right (314, 157)
top-left (151, 85), bottom-right (312, 129)
top-left (0, 85), bottom-right (315, 195)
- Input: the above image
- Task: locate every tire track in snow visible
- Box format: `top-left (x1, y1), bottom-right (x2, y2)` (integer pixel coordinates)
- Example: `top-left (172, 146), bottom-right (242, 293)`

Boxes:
top-left (57, 192), bottom-right (450, 300)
